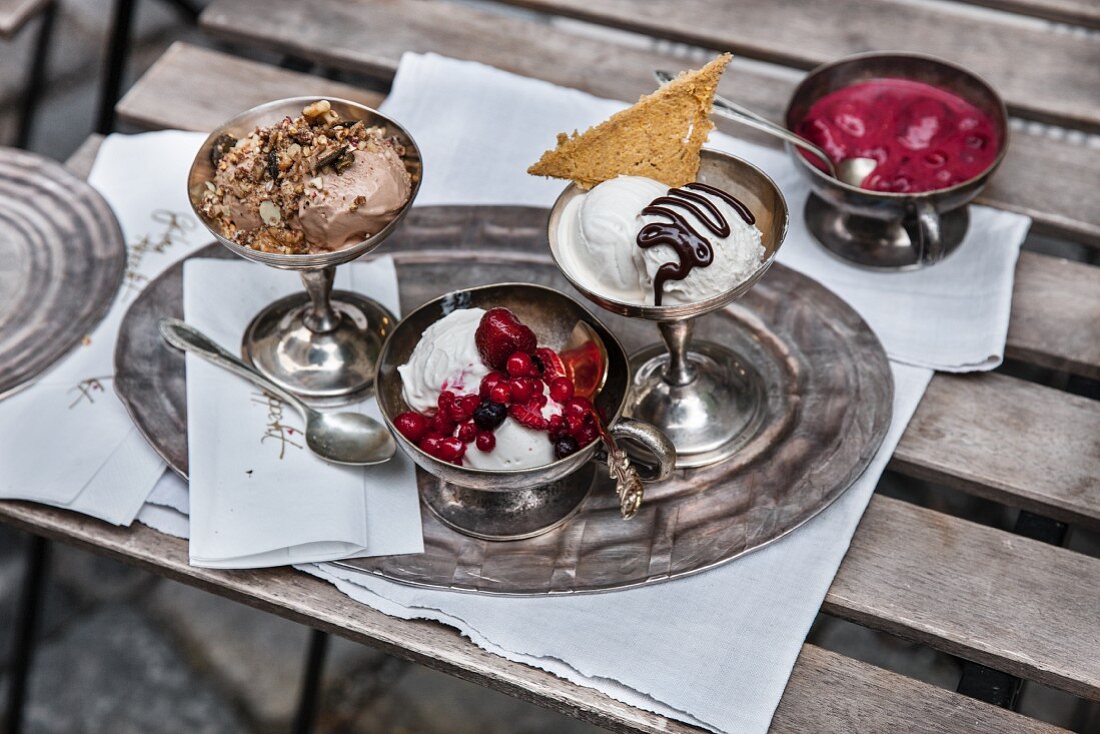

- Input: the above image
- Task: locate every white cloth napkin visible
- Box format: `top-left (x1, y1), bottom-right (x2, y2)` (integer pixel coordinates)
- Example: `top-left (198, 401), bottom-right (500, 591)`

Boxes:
top-left (382, 53), bottom-right (1030, 371)
top-left (183, 258), bottom-right (423, 568)
top-left (0, 131), bottom-right (210, 524)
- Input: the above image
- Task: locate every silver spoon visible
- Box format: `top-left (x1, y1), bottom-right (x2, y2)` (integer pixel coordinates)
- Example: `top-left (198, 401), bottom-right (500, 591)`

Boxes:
top-left (654, 69), bottom-right (877, 188)
top-left (159, 318), bottom-right (396, 466)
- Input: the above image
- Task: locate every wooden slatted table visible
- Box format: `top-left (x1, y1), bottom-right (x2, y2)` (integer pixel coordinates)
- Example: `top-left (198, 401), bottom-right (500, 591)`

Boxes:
top-left (4, 1), bottom-right (1100, 731)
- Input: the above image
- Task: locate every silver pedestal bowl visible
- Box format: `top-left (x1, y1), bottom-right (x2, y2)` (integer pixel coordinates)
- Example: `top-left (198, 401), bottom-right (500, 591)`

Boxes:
top-left (784, 52), bottom-right (1008, 270)
top-left (547, 149), bottom-right (789, 468)
top-left (375, 283), bottom-right (675, 541)
top-left (187, 97), bottom-right (422, 404)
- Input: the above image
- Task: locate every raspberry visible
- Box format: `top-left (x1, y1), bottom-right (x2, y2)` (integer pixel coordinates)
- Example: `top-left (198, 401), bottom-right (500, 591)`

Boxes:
top-left (473, 400), bottom-right (507, 430)
top-left (437, 390), bottom-right (456, 412)
top-left (475, 308), bottom-right (537, 370)
top-left (489, 382), bottom-right (511, 405)
top-left (479, 371), bottom-right (506, 399)
top-left (457, 421), bottom-right (478, 443)
top-left (475, 431), bottom-right (496, 452)
top-left (554, 435), bottom-right (580, 459)
top-left (429, 412), bottom-right (455, 437)
top-left (509, 402), bottom-right (549, 431)
top-left (505, 351), bottom-right (535, 377)
top-left (448, 394), bottom-right (480, 423)
top-left (394, 412), bottom-right (430, 443)
top-left (549, 378), bottom-right (574, 404)
top-left (534, 347), bottom-right (566, 380)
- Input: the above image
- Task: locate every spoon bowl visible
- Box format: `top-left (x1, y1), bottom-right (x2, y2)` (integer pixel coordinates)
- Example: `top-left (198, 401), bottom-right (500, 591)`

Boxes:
top-left (159, 318), bottom-right (396, 466)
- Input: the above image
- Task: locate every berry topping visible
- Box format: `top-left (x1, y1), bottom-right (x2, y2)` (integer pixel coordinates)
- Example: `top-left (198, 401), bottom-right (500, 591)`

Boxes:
top-left (505, 351), bottom-right (536, 377)
top-left (549, 377), bottom-right (574, 404)
top-left (479, 371), bottom-right (506, 399)
top-left (548, 413), bottom-right (565, 438)
top-left (509, 402), bottom-right (549, 431)
top-left (447, 394), bottom-right (480, 423)
top-left (418, 435), bottom-right (444, 457)
top-left (457, 421), bottom-right (478, 443)
top-left (509, 377), bottom-right (535, 403)
top-left (563, 396), bottom-right (593, 420)
top-left (534, 347), bottom-right (566, 381)
top-left (475, 431), bottom-right (496, 452)
top-left (394, 411), bottom-right (430, 443)
top-left (475, 308), bottom-right (537, 370)
top-left (553, 435), bottom-right (580, 459)
top-left (437, 437), bottom-right (466, 464)
top-left (429, 412), bottom-right (456, 437)
top-left (488, 382), bottom-right (511, 405)
top-left (573, 421), bottom-right (600, 448)
top-left (473, 400), bottom-right (507, 431)
top-left (437, 390), bottom-right (456, 411)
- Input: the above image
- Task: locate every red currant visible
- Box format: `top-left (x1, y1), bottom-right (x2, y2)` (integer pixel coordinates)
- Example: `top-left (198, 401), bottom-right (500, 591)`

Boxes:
top-left (394, 412), bottom-right (430, 443)
top-left (574, 421), bottom-right (599, 448)
top-left (437, 437), bottom-right (466, 464)
top-left (475, 431), bottom-right (496, 452)
top-left (505, 351), bottom-right (534, 377)
top-left (489, 382), bottom-right (511, 405)
top-left (509, 378), bottom-right (534, 403)
top-left (437, 390), bottom-right (456, 412)
top-left (564, 396), bottom-right (593, 420)
top-left (479, 371), bottom-right (506, 399)
top-left (430, 412), bottom-right (455, 437)
top-left (418, 435), bottom-right (445, 458)
top-left (549, 378), bottom-right (574, 403)
top-left (448, 394), bottom-right (480, 423)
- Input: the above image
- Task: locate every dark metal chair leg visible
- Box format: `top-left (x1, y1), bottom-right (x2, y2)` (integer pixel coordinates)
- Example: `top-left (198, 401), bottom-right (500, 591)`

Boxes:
top-left (3, 535), bottom-right (50, 734)
top-left (15, 0), bottom-right (58, 149)
top-left (292, 628), bottom-right (330, 734)
top-left (96, 0), bottom-right (136, 134)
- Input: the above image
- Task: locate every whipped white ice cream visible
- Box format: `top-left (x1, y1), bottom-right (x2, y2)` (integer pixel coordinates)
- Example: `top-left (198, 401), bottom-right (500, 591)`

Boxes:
top-left (398, 308), bottom-right (490, 413)
top-left (557, 175), bottom-right (765, 306)
top-left (464, 418), bottom-right (556, 470)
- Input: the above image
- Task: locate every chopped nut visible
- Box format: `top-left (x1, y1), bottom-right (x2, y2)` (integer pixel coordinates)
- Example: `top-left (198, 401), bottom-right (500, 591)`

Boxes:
top-left (302, 100), bottom-right (331, 120)
top-left (309, 176), bottom-right (324, 190)
top-left (259, 200), bottom-right (282, 226)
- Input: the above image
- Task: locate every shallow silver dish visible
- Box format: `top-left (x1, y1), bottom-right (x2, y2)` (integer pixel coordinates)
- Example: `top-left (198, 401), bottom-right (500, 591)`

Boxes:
top-left (114, 205), bottom-right (893, 595)
top-left (0, 148), bottom-right (126, 399)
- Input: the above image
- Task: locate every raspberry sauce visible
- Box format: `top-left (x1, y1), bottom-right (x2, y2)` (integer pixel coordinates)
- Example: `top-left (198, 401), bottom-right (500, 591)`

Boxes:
top-left (795, 78), bottom-right (1000, 193)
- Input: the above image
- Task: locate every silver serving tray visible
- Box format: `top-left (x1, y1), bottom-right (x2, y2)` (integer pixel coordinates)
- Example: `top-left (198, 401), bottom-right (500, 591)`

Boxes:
top-left (0, 148), bottom-right (126, 399)
top-left (114, 205), bottom-right (893, 595)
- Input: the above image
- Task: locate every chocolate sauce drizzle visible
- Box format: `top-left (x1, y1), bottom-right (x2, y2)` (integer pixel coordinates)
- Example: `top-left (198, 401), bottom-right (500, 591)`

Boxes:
top-left (637, 182), bottom-right (755, 306)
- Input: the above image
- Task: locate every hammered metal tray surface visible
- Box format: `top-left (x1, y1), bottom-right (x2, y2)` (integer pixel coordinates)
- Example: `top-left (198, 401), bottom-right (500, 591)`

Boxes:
top-left (115, 205), bottom-right (893, 595)
top-left (0, 148), bottom-right (126, 399)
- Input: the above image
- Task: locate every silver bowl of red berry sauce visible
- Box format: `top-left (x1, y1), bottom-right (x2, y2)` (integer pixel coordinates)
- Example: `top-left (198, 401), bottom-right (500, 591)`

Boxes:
top-left (785, 52), bottom-right (1008, 270)
top-left (375, 283), bottom-right (674, 541)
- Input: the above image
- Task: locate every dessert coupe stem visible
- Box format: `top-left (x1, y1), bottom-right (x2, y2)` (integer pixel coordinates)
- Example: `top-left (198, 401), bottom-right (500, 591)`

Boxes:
top-left (658, 320), bottom-right (697, 387)
top-left (301, 267), bottom-right (341, 333)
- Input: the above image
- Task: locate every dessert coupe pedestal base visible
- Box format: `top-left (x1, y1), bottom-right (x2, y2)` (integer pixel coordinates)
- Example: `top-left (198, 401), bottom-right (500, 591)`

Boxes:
top-left (115, 206), bottom-right (892, 596)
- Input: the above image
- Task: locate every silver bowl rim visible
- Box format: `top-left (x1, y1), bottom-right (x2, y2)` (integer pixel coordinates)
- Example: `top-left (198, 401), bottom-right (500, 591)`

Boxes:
top-left (545, 148), bottom-right (789, 321)
top-left (375, 282), bottom-right (629, 477)
top-left (782, 50), bottom-right (1010, 199)
top-left (186, 95), bottom-right (423, 270)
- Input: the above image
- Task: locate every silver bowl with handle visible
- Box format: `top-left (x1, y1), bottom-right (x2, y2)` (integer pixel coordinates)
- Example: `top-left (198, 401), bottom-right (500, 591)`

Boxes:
top-left (375, 283), bottom-right (675, 541)
top-left (784, 52), bottom-right (1008, 270)
top-left (187, 96), bottom-right (422, 404)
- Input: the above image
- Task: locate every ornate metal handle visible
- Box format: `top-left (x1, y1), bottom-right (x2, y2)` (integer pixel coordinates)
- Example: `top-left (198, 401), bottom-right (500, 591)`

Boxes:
top-left (602, 418), bottom-right (676, 519)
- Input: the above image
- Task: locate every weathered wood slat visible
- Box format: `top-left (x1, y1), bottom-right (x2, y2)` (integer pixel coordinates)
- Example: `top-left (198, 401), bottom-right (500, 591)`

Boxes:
top-left (116, 44), bottom-right (386, 132)
top-left (0, 498), bottom-right (1072, 734)
top-left (956, 0), bottom-right (1100, 29)
top-left (493, 0), bottom-right (1100, 133)
top-left (893, 372), bottom-right (1100, 530)
top-left (0, 0), bottom-right (47, 38)
top-left (198, 0), bottom-right (1100, 246)
top-left (117, 44), bottom-right (1100, 532)
top-left (827, 495), bottom-right (1100, 700)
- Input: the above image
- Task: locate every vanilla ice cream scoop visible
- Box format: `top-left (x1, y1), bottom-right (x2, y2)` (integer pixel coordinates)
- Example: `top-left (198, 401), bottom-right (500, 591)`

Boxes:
top-left (558, 175), bottom-right (765, 306)
top-left (464, 418), bottom-right (556, 470)
top-left (398, 308), bottom-right (490, 412)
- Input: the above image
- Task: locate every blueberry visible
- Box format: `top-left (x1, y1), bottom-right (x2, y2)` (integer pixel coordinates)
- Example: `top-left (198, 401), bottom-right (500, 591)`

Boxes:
top-left (473, 400), bottom-right (507, 431)
top-left (553, 435), bottom-right (580, 460)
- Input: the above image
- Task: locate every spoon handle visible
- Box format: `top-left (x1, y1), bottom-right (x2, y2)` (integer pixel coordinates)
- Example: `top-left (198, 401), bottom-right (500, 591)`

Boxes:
top-left (158, 318), bottom-right (312, 417)
top-left (652, 70), bottom-right (837, 177)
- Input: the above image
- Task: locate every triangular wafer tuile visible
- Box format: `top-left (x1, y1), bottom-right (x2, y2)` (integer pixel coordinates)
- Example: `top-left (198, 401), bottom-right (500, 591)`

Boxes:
top-left (527, 53), bottom-right (732, 189)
